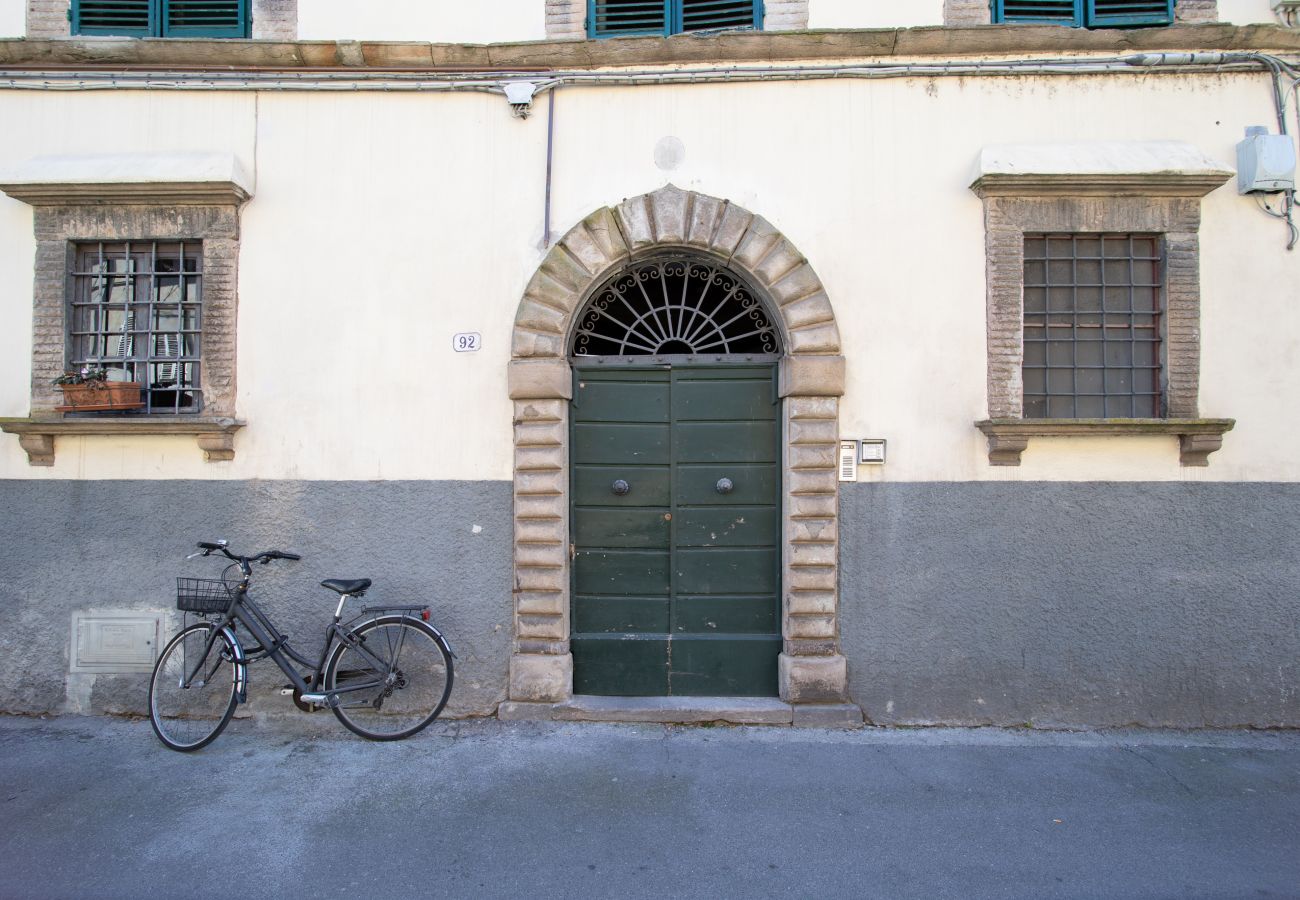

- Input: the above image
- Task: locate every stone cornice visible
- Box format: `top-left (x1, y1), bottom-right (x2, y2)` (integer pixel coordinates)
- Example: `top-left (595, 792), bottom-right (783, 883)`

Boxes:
top-left (0, 416), bottom-right (245, 465)
top-left (970, 141), bottom-right (1235, 198)
top-left (0, 25), bottom-right (1298, 72)
top-left (0, 181), bottom-right (250, 206)
top-left (970, 172), bottom-right (1234, 198)
top-left (0, 152), bottom-right (252, 207)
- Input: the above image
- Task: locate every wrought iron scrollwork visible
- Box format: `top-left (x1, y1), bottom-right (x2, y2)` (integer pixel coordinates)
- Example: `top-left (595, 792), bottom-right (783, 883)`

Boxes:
top-left (571, 254), bottom-right (779, 357)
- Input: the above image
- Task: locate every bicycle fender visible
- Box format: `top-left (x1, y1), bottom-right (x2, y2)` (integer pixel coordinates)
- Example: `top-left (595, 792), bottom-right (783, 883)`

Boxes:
top-left (221, 625), bottom-right (249, 703)
top-left (421, 622), bottom-right (458, 660)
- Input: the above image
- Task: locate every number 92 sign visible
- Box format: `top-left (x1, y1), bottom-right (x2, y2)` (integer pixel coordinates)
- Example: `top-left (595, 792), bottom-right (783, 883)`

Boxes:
top-left (452, 332), bottom-right (481, 353)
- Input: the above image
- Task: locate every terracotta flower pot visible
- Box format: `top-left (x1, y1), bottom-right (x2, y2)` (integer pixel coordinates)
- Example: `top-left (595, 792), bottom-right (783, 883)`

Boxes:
top-left (56, 381), bottom-right (145, 412)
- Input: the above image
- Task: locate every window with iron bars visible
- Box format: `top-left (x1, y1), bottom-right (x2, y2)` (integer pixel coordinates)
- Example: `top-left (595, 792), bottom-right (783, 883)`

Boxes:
top-left (992, 0), bottom-right (1174, 28)
top-left (588, 0), bottom-right (763, 38)
top-left (69, 241), bottom-right (203, 415)
top-left (1022, 233), bottom-right (1164, 418)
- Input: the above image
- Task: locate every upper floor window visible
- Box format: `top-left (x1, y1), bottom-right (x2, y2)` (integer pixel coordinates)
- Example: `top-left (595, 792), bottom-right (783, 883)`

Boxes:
top-left (72, 0), bottom-right (250, 38)
top-left (588, 0), bottom-right (763, 38)
top-left (992, 0), bottom-right (1174, 27)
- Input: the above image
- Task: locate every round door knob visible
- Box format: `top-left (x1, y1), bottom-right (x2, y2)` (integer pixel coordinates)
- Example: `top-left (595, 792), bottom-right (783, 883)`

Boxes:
top-left (716, 477), bottom-right (734, 494)
top-left (611, 479), bottom-right (630, 496)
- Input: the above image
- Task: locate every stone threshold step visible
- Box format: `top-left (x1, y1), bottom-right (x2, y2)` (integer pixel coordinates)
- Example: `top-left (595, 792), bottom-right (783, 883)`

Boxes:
top-left (498, 696), bottom-right (864, 728)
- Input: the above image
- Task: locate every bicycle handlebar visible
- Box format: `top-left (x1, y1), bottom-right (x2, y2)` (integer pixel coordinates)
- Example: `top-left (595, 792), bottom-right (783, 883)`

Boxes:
top-left (192, 541), bottom-right (302, 569)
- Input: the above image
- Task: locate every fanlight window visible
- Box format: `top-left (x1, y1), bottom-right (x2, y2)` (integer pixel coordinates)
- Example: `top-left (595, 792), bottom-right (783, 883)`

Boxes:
top-left (571, 255), bottom-right (779, 357)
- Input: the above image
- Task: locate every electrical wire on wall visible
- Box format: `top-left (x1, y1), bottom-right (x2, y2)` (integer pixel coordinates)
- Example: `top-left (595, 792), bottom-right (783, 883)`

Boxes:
top-left (1258, 54), bottom-right (1300, 249)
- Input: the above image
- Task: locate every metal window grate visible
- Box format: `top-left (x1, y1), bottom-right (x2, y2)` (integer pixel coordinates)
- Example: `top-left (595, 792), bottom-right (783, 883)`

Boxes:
top-left (69, 241), bottom-right (203, 415)
top-left (571, 254), bottom-right (779, 357)
top-left (1022, 233), bottom-right (1164, 419)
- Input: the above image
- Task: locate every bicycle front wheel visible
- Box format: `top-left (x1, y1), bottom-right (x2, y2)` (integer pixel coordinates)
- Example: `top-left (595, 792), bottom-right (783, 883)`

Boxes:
top-left (148, 623), bottom-right (239, 752)
top-left (324, 616), bottom-right (453, 741)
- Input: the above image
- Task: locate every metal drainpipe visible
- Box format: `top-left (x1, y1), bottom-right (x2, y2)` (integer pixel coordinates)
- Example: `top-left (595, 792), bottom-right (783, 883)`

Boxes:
top-left (544, 87), bottom-right (556, 249)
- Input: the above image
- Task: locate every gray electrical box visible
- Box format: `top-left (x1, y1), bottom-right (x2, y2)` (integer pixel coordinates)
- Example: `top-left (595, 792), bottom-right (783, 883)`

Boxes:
top-left (1237, 126), bottom-right (1296, 194)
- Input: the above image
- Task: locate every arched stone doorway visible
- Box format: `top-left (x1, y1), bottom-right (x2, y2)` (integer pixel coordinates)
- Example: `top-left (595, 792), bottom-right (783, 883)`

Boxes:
top-left (503, 185), bottom-right (852, 721)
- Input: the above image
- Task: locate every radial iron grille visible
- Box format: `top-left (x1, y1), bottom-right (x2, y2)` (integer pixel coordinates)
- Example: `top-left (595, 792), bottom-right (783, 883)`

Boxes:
top-left (571, 256), bottom-right (779, 357)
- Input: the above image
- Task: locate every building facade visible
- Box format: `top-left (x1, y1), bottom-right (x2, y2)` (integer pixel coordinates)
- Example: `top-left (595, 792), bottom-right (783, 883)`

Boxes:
top-left (1, 0), bottom-right (1297, 727)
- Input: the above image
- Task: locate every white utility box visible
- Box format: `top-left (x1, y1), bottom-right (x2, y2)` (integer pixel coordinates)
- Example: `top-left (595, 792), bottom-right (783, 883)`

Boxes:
top-left (1237, 126), bottom-right (1296, 194)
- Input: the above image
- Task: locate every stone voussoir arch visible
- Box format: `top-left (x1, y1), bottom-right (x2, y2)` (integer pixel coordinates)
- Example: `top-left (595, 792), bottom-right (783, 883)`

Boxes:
top-left (503, 185), bottom-right (855, 723)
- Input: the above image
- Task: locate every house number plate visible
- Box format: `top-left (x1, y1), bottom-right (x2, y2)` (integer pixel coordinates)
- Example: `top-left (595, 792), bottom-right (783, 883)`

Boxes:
top-left (452, 332), bottom-right (481, 352)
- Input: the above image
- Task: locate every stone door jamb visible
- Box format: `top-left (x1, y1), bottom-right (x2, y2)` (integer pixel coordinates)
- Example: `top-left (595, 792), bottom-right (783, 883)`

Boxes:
top-left (505, 185), bottom-right (849, 711)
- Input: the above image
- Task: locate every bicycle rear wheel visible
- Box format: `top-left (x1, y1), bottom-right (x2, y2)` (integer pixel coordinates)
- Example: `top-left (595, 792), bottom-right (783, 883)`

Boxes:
top-left (148, 623), bottom-right (239, 752)
top-left (324, 616), bottom-right (453, 741)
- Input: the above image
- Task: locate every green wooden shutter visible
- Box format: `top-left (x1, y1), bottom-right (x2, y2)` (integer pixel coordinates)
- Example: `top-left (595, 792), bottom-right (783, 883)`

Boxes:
top-left (679, 0), bottom-right (762, 32)
top-left (589, 0), bottom-right (670, 37)
top-left (162, 0), bottom-right (248, 37)
top-left (993, 0), bottom-right (1083, 24)
top-left (589, 0), bottom-right (762, 38)
top-left (1087, 0), bottom-right (1174, 26)
top-left (72, 0), bottom-right (153, 36)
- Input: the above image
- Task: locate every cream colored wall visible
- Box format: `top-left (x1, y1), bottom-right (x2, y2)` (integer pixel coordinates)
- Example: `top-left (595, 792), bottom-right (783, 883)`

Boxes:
top-left (1, 71), bottom-right (1297, 482)
top-left (1217, 0), bottom-right (1282, 24)
top-left (808, 0), bottom-right (945, 29)
top-left (296, 0), bottom-right (546, 42)
top-left (0, 0), bottom-right (24, 37)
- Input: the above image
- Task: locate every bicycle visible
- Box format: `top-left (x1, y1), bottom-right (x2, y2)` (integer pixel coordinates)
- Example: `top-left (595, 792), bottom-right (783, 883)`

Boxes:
top-left (148, 539), bottom-right (455, 752)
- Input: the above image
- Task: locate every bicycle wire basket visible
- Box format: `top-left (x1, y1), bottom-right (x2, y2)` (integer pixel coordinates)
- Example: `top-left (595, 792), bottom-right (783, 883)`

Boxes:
top-left (176, 577), bottom-right (236, 614)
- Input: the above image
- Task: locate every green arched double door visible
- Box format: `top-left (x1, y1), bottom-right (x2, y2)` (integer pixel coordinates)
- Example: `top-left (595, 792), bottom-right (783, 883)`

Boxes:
top-left (568, 255), bottom-right (782, 697)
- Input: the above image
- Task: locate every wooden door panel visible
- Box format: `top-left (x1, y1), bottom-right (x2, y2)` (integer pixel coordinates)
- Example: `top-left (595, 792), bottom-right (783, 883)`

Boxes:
top-left (675, 547), bottom-right (779, 595)
top-left (674, 422), bottom-right (778, 464)
top-left (668, 636), bottom-right (782, 697)
top-left (572, 465), bottom-right (671, 507)
top-left (676, 464), bottom-right (779, 506)
top-left (672, 595), bottom-right (781, 634)
top-left (673, 507), bottom-right (780, 548)
top-left (673, 379), bottom-right (776, 422)
top-left (573, 596), bottom-right (671, 634)
top-left (572, 636), bottom-right (669, 696)
top-left (574, 549), bottom-right (670, 596)
top-left (572, 379), bottom-right (670, 423)
top-left (572, 508), bottom-right (670, 549)
top-left (572, 423), bottom-right (670, 465)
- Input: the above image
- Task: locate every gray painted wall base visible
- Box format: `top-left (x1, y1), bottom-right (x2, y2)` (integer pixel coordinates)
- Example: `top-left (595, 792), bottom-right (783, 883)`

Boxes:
top-left (840, 482), bottom-right (1300, 728)
top-left (0, 480), bottom-right (513, 718)
top-left (2, 479), bottom-right (1297, 727)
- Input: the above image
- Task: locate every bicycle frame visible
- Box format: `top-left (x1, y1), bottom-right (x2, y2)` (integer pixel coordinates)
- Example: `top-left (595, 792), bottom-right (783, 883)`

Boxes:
top-left (183, 587), bottom-right (416, 706)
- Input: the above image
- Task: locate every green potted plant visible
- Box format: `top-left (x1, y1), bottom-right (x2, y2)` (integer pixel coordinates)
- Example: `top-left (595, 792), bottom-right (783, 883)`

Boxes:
top-left (52, 364), bottom-right (144, 412)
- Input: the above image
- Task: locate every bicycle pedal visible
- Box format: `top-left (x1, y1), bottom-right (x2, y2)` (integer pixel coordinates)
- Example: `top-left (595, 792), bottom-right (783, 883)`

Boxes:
top-left (299, 692), bottom-right (338, 708)
top-left (279, 685), bottom-right (295, 696)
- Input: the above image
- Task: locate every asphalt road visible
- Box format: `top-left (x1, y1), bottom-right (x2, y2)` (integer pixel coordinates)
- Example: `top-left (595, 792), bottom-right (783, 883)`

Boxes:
top-left (0, 715), bottom-right (1297, 899)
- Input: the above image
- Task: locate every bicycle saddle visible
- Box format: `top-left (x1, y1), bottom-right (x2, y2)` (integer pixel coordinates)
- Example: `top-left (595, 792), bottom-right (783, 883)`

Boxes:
top-left (320, 578), bottom-right (371, 596)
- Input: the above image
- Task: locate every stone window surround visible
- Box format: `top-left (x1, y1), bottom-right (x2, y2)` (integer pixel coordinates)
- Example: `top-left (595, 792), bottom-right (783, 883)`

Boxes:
top-left (500, 185), bottom-right (857, 722)
top-left (944, 0), bottom-right (1218, 26)
top-left (26, 0), bottom-right (297, 40)
top-left (0, 159), bottom-right (249, 465)
top-left (970, 148), bottom-right (1235, 467)
top-left (545, 0), bottom-right (809, 40)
